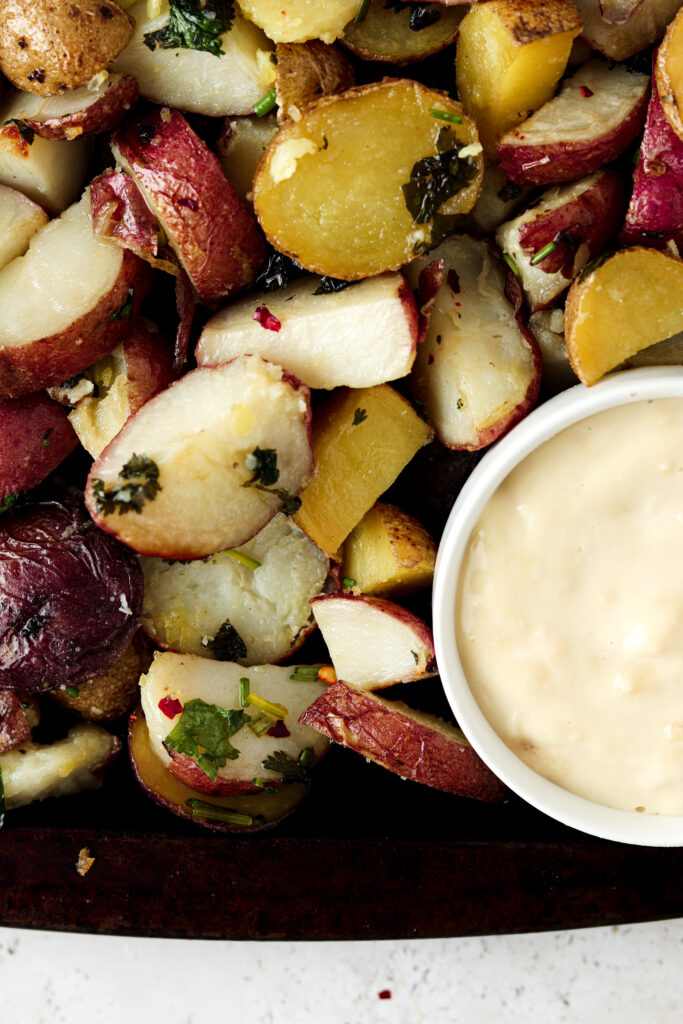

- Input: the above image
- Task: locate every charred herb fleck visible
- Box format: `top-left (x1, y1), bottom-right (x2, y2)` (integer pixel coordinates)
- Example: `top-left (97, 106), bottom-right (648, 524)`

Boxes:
top-left (384, 1), bottom-right (440, 31)
top-left (203, 619), bottom-right (247, 661)
top-left (314, 277), bottom-right (353, 295)
top-left (165, 698), bottom-right (251, 780)
top-left (352, 408), bottom-right (367, 426)
top-left (242, 449), bottom-right (301, 516)
top-left (143, 0), bottom-right (235, 56)
top-left (403, 138), bottom-right (477, 227)
top-left (261, 747), bottom-right (315, 786)
top-left (110, 287), bottom-right (134, 323)
top-left (254, 250), bottom-right (303, 292)
top-left (91, 454), bottom-right (161, 516)
top-left (6, 119), bottom-right (34, 145)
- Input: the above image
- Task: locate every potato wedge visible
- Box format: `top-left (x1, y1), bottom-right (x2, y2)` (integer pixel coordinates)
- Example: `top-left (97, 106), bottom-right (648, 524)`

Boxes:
top-left (342, 0), bottom-right (464, 65)
top-left (0, 116), bottom-right (89, 214)
top-left (239, 0), bottom-right (359, 44)
top-left (342, 503), bottom-right (437, 599)
top-left (253, 79), bottom-right (483, 279)
top-left (3, 74), bottom-right (137, 141)
top-left (0, 183), bottom-right (47, 270)
top-left (0, 0), bottom-right (133, 96)
top-left (656, 8), bottom-right (683, 143)
top-left (455, 0), bottom-right (583, 159)
top-left (293, 385), bottom-right (433, 559)
top-left (565, 247), bottom-right (683, 385)
top-left (50, 632), bottom-right (153, 722)
top-left (216, 116), bottom-right (279, 206)
top-left (574, 0), bottom-right (681, 61)
top-left (275, 41), bottom-right (355, 122)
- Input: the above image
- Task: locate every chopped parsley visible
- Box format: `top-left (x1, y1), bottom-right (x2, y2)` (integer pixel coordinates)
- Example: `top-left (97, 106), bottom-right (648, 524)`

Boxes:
top-left (42, 429), bottom-right (52, 448)
top-left (456, 398), bottom-right (464, 410)
top-left (91, 454), bottom-right (161, 516)
top-left (165, 698), bottom-right (251, 780)
top-left (384, 1), bottom-right (441, 30)
top-left (254, 250), bottom-right (303, 292)
top-left (143, 0), bottom-right (234, 56)
top-left (242, 448), bottom-right (301, 516)
top-left (402, 139), bottom-right (477, 226)
top-left (352, 408), bottom-right (367, 426)
top-left (342, 577), bottom-right (356, 588)
top-left (261, 747), bottom-right (315, 786)
top-left (0, 494), bottom-right (19, 515)
top-left (314, 277), bottom-right (353, 295)
top-left (65, 687), bottom-right (80, 699)
top-left (185, 798), bottom-right (263, 826)
top-left (204, 619), bottom-right (247, 661)
top-left (110, 287), bottom-right (134, 323)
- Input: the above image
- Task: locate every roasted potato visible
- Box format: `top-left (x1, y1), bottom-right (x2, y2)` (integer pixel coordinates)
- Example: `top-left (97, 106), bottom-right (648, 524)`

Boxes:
top-left (0, 183), bottom-right (48, 270)
top-left (238, 0), bottom-right (359, 44)
top-left (0, 0), bottom-right (133, 96)
top-left (656, 8), bottom-right (683, 143)
top-left (0, 115), bottom-right (90, 214)
top-left (342, 0), bottom-right (464, 65)
top-left (216, 116), bottom-right (279, 206)
top-left (342, 502), bottom-right (437, 598)
top-left (0, 691), bottom-right (38, 753)
top-left (50, 631), bottom-right (153, 721)
top-left (275, 40), bottom-right (355, 122)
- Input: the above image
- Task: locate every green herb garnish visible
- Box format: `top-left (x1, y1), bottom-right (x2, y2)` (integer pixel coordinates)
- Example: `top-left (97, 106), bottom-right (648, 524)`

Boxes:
top-left (289, 665), bottom-right (322, 682)
top-left (456, 398), bottom-right (464, 410)
top-left (165, 698), bottom-right (251, 780)
top-left (0, 494), bottom-right (19, 515)
top-left (530, 241), bottom-right (558, 266)
top-left (244, 447), bottom-right (279, 486)
top-left (248, 693), bottom-right (288, 719)
top-left (429, 108), bottom-right (463, 125)
top-left (342, 577), bottom-right (356, 588)
top-left (252, 777), bottom-right (278, 792)
top-left (110, 287), bottom-right (135, 323)
top-left (402, 140), bottom-right (477, 226)
top-left (239, 676), bottom-right (250, 708)
top-left (352, 408), bottom-right (367, 426)
top-left (247, 713), bottom-right (272, 737)
top-left (144, 0), bottom-right (234, 56)
top-left (204, 619), bottom-right (247, 661)
top-left (261, 747), bottom-right (315, 786)
top-left (185, 798), bottom-right (263, 826)
top-left (91, 454), bottom-right (161, 516)
top-left (354, 0), bottom-right (371, 22)
top-left (254, 88), bottom-right (277, 116)
top-left (578, 251), bottom-right (613, 282)
top-left (502, 252), bottom-right (521, 279)
top-left (224, 549), bottom-right (262, 570)
top-left (65, 687), bottom-right (80, 699)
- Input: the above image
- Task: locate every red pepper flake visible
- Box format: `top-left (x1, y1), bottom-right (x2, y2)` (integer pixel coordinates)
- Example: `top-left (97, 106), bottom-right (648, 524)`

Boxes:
top-left (447, 268), bottom-right (460, 294)
top-left (158, 695), bottom-right (183, 719)
top-left (267, 719), bottom-right (291, 738)
top-left (318, 665), bottom-right (337, 684)
top-left (253, 306), bottom-right (282, 332)
top-left (378, 990), bottom-right (392, 1000)
top-left (579, 86), bottom-right (593, 98)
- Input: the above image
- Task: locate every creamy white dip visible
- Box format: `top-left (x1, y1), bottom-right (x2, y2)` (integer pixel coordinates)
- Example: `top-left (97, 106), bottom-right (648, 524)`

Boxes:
top-left (456, 398), bottom-right (683, 815)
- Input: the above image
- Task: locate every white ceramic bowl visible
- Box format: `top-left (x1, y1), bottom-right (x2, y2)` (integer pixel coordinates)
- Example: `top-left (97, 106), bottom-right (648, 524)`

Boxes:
top-left (434, 366), bottom-right (683, 846)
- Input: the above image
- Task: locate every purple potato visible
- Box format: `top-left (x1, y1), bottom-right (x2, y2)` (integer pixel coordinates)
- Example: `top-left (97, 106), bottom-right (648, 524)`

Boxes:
top-left (0, 490), bottom-right (143, 693)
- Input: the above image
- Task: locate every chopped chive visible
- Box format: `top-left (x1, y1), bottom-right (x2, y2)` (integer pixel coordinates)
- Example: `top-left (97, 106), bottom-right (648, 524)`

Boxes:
top-left (298, 747), bottom-right (315, 769)
top-left (429, 108), bottom-right (463, 125)
top-left (65, 686), bottom-right (80, 699)
top-left (289, 665), bottom-right (322, 682)
top-left (254, 88), bottom-right (276, 117)
top-left (247, 713), bottom-right (272, 737)
top-left (185, 799), bottom-right (263, 826)
top-left (225, 549), bottom-right (261, 570)
top-left (354, 0), bottom-right (371, 23)
top-left (247, 693), bottom-right (288, 720)
top-left (239, 677), bottom-right (250, 708)
top-left (342, 577), bottom-right (356, 588)
top-left (530, 241), bottom-right (558, 266)
top-left (503, 252), bottom-right (521, 278)
top-left (252, 776), bottom-right (278, 792)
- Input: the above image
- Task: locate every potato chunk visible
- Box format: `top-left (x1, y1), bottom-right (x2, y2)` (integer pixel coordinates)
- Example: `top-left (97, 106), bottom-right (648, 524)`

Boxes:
top-left (656, 8), bottom-right (683, 143)
top-left (238, 0), bottom-right (359, 44)
top-left (253, 79), bottom-right (483, 279)
top-left (565, 248), bottom-right (683, 385)
top-left (455, 0), bottom-right (583, 158)
top-left (343, 503), bottom-right (436, 598)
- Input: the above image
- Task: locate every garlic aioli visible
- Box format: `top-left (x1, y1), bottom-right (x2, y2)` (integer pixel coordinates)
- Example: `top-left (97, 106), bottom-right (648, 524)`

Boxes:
top-left (456, 398), bottom-right (683, 815)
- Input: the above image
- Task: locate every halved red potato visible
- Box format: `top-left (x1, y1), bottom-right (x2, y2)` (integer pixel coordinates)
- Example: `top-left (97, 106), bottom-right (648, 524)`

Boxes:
top-left (300, 681), bottom-right (508, 801)
top-left (0, 723), bottom-right (119, 810)
top-left (112, 108), bottom-right (266, 306)
top-left (0, 393), bottom-right (77, 499)
top-left (275, 41), bottom-right (355, 122)
top-left (85, 356), bottom-right (314, 559)
top-left (497, 60), bottom-right (650, 185)
top-left (0, 491), bottom-right (143, 693)
top-left (565, 247), bottom-right (683, 384)
top-left (2, 74), bottom-right (137, 141)
top-left (253, 79), bottom-right (483, 280)
top-left (656, 9), bottom-right (683, 142)
top-left (197, 273), bottom-right (418, 389)
top-left (0, 182), bottom-right (47, 270)
top-left (495, 169), bottom-right (625, 311)
top-left (405, 235), bottom-right (541, 451)
top-left (67, 319), bottom-right (173, 458)
top-left (0, 691), bottom-right (38, 753)
top-left (90, 170), bottom-right (177, 275)
top-left (573, 0), bottom-right (681, 60)
top-left (342, 0), bottom-right (464, 64)
top-left (140, 513), bottom-right (330, 665)
top-left (112, 2), bottom-right (274, 117)
top-left (140, 652), bottom-right (329, 796)
top-left (239, 0), bottom-right (358, 43)
top-left (310, 594), bottom-right (436, 690)
top-left (466, 165), bottom-right (532, 237)
top-left (0, 117), bottom-right (89, 213)
top-left (129, 712), bottom-right (308, 833)
top-left (0, 188), bottom-right (152, 398)
top-left (216, 116), bottom-right (279, 207)
top-left (622, 62), bottom-right (683, 248)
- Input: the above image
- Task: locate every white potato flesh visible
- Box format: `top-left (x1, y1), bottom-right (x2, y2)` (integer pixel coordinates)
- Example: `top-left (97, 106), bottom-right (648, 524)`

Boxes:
top-left (197, 274), bottom-right (417, 389)
top-left (405, 235), bottom-right (537, 449)
top-left (141, 652), bottom-right (329, 783)
top-left (4, 74), bottom-right (127, 125)
top-left (0, 724), bottom-right (118, 810)
top-left (68, 344), bottom-right (129, 458)
top-left (112, 3), bottom-right (274, 116)
top-left (141, 513), bottom-right (330, 664)
top-left (467, 165), bottom-right (531, 236)
top-left (528, 308), bottom-right (578, 394)
top-left (239, 0), bottom-right (358, 43)
top-left (573, 0), bottom-right (681, 60)
top-left (216, 115), bottom-right (279, 205)
top-left (0, 189), bottom-right (124, 347)
top-left (496, 174), bottom-right (601, 310)
top-left (0, 183), bottom-right (48, 271)
top-left (86, 356), bottom-right (313, 558)
top-left (311, 595), bottom-right (436, 690)
top-left (0, 122), bottom-right (89, 214)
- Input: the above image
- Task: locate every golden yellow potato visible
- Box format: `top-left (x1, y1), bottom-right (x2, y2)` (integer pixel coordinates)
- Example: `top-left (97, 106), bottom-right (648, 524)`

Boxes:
top-left (239, 0), bottom-right (358, 44)
top-left (0, 0), bottom-right (133, 96)
top-left (343, 503), bottom-right (437, 598)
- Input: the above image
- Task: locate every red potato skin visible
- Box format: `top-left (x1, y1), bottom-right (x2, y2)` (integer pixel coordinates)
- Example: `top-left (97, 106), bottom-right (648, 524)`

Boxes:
top-left (91, 171), bottom-right (167, 268)
top-left (173, 265), bottom-right (196, 374)
top-left (621, 64), bottom-right (683, 249)
top-left (23, 75), bottom-right (138, 141)
top-left (0, 251), bottom-right (153, 399)
top-left (166, 751), bottom-right (279, 796)
top-left (0, 393), bottom-right (78, 497)
top-left (497, 90), bottom-right (650, 185)
top-left (300, 681), bottom-right (508, 801)
top-left (123, 319), bottom-right (174, 414)
top-left (111, 109), bottom-right (267, 306)
top-left (0, 690), bottom-right (32, 752)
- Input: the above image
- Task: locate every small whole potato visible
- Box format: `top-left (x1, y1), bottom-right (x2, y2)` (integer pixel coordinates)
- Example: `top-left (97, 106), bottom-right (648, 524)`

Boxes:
top-left (0, 0), bottom-right (133, 96)
top-left (51, 631), bottom-right (154, 722)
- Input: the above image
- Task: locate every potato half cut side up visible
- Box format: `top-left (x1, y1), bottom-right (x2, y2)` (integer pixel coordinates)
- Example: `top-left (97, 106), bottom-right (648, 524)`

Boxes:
top-left (253, 79), bottom-right (484, 279)
top-left (85, 356), bottom-right (314, 559)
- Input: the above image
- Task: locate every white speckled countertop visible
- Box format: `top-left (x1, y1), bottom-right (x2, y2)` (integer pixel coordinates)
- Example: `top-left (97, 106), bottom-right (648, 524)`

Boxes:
top-left (2, 920), bottom-right (682, 1022)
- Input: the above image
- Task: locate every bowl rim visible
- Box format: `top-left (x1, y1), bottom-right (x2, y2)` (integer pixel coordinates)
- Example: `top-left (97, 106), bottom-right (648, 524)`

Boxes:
top-left (433, 366), bottom-right (683, 847)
